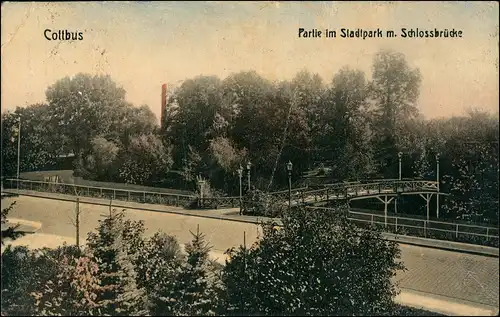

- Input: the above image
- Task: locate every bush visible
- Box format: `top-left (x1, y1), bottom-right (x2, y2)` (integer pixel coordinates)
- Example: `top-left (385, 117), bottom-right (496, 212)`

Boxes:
top-left (150, 228), bottom-right (223, 316)
top-left (30, 249), bottom-right (103, 316)
top-left (241, 188), bottom-right (286, 217)
top-left (86, 209), bottom-right (148, 315)
top-left (222, 206), bottom-right (406, 316)
top-left (1, 245), bottom-right (83, 316)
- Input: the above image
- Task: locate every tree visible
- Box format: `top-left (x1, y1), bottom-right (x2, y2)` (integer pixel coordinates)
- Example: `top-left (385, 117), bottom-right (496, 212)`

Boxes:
top-left (119, 133), bottom-right (173, 185)
top-left (222, 72), bottom-right (285, 183)
top-left (167, 75), bottom-right (223, 167)
top-left (86, 209), bottom-right (148, 315)
top-left (440, 110), bottom-right (499, 224)
top-left (166, 226), bottom-right (222, 316)
top-left (1, 198), bottom-right (25, 245)
top-left (45, 73), bottom-right (129, 160)
top-left (207, 136), bottom-right (248, 193)
top-left (369, 50), bottom-right (422, 177)
top-left (1, 245), bottom-right (82, 316)
top-left (115, 104), bottom-right (158, 148)
top-left (223, 206), bottom-right (406, 316)
top-left (30, 250), bottom-right (103, 316)
top-left (287, 70), bottom-right (325, 171)
top-left (78, 136), bottom-right (120, 180)
top-left (137, 231), bottom-right (185, 306)
top-left (1, 105), bottom-right (59, 176)
top-left (319, 67), bottom-right (375, 180)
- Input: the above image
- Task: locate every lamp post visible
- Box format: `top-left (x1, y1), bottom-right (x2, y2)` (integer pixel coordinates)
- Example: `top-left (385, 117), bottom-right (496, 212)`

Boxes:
top-left (395, 152), bottom-right (403, 214)
top-left (287, 161), bottom-right (293, 211)
top-left (246, 161), bottom-right (251, 192)
top-left (237, 165), bottom-right (243, 215)
top-left (436, 153), bottom-right (440, 219)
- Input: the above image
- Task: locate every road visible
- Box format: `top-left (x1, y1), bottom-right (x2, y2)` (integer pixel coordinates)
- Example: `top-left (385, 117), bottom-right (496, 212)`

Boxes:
top-left (1, 195), bottom-right (498, 314)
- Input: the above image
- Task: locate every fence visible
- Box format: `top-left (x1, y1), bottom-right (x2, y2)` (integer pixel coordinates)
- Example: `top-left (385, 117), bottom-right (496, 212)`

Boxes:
top-left (3, 178), bottom-right (197, 208)
top-left (200, 196), bottom-right (241, 209)
top-left (344, 209), bottom-right (499, 247)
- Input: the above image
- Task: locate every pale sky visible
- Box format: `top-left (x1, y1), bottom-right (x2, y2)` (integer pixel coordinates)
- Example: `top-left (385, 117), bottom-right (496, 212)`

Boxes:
top-left (1, 1), bottom-right (498, 121)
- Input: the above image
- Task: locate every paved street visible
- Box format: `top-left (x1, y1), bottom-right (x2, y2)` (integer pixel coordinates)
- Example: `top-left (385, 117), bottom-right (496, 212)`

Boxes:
top-left (2, 195), bottom-right (498, 312)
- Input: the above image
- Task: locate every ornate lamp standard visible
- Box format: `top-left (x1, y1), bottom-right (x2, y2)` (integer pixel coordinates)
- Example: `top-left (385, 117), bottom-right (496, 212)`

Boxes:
top-left (287, 161), bottom-right (293, 211)
top-left (396, 152), bottom-right (403, 214)
top-left (237, 165), bottom-right (243, 215)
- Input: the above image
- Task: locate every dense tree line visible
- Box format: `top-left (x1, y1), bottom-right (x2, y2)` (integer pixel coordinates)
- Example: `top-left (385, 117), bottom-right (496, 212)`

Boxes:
top-left (1, 50), bottom-right (498, 223)
top-left (1, 74), bottom-right (171, 186)
top-left (2, 204), bottom-right (429, 316)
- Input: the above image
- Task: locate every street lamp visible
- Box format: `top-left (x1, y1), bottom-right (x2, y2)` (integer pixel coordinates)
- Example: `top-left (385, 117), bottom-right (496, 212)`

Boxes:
top-left (436, 153), bottom-right (440, 219)
top-left (246, 161), bottom-right (252, 191)
top-left (237, 165), bottom-right (243, 215)
top-left (287, 161), bottom-right (293, 211)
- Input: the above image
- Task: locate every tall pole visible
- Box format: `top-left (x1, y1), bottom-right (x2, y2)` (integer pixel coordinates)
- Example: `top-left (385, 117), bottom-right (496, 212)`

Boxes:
top-left (16, 118), bottom-right (21, 189)
top-left (238, 166), bottom-right (243, 215)
top-left (75, 197), bottom-right (80, 250)
top-left (246, 161), bottom-right (251, 192)
top-left (436, 153), bottom-right (440, 219)
top-left (398, 152), bottom-right (402, 180)
top-left (287, 161), bottom-right (293, 211)
top-left (288, 171), bottom-right (292, 211)
top-left (396, 152), bottom-right (402, 214)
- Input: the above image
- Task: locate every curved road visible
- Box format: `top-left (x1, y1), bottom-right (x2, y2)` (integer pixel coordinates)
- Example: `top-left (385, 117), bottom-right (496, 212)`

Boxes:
top-left (2, 195), bottom-right (498, 315)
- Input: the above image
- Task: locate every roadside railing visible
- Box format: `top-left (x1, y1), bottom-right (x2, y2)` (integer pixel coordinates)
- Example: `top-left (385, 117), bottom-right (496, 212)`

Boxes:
top-left (3, 178), bottom-right (197, 208)
top-left (307, 207), bottom-right (499, 247)
top-left (200, 196), bottom-right (241, 209)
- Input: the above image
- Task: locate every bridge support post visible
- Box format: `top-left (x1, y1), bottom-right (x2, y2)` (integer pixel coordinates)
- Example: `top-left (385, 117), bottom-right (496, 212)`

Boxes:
top-left (375, 195), bottom-right (394, 228)
top-left (419, 193), bottom-right (433, 221)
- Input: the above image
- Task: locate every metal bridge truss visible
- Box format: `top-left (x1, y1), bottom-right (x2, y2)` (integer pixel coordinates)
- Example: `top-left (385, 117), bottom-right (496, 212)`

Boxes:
top-left (269, 179), bottom-right (448, 222)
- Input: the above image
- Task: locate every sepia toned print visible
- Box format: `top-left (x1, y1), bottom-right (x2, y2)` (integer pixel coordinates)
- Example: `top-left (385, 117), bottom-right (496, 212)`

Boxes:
top-left (1, 1), bottom-right (498, 316)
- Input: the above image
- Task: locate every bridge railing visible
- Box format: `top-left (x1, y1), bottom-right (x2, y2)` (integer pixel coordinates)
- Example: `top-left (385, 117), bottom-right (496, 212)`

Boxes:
top-left (346, 209), bottom-right (499, 247)
top-left (270, 180), bottom-right (440, 203)
top-left (2, 178), bottom-right (197, 207)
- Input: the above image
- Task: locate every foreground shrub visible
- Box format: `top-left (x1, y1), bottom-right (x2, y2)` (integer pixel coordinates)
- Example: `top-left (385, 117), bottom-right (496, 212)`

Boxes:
top-left (30, 250), bottom-right (103, 316)
top-left (1, 245), bottom-right (83, 316)
top-left (86, 209), bottom-right (148, 315)
top-left (222, 206), bottom-right (406, 316)
top-left (151, 227), bottom-right (223, 316)
top-left (242, 188), bottom-right (286, 217)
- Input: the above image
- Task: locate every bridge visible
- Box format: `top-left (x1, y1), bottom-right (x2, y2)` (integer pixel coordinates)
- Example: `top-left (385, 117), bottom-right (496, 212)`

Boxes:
top-left (268, 178), bottom-right (446, 220)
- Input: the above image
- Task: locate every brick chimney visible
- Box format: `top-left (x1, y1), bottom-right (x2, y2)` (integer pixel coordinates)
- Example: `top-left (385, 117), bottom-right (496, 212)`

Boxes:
top-left (161, 84), bottom-right (167, 129)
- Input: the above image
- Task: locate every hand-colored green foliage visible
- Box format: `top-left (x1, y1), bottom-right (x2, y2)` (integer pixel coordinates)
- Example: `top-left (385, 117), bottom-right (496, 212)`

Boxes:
top-left (30, 250), bottom-right (103, 316)
top-left (86, 209), bottom-right (148, 315)
top-left (1, 245), bottom-right (83, 316)
top-left (137, 231), bottom-right (187, 316)
top-left (222, 206), bottom-right (406, 316)
top-left (1, 199), bottom-right (25, 245)
top-left (151, 227), bottom-right (222, 316)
